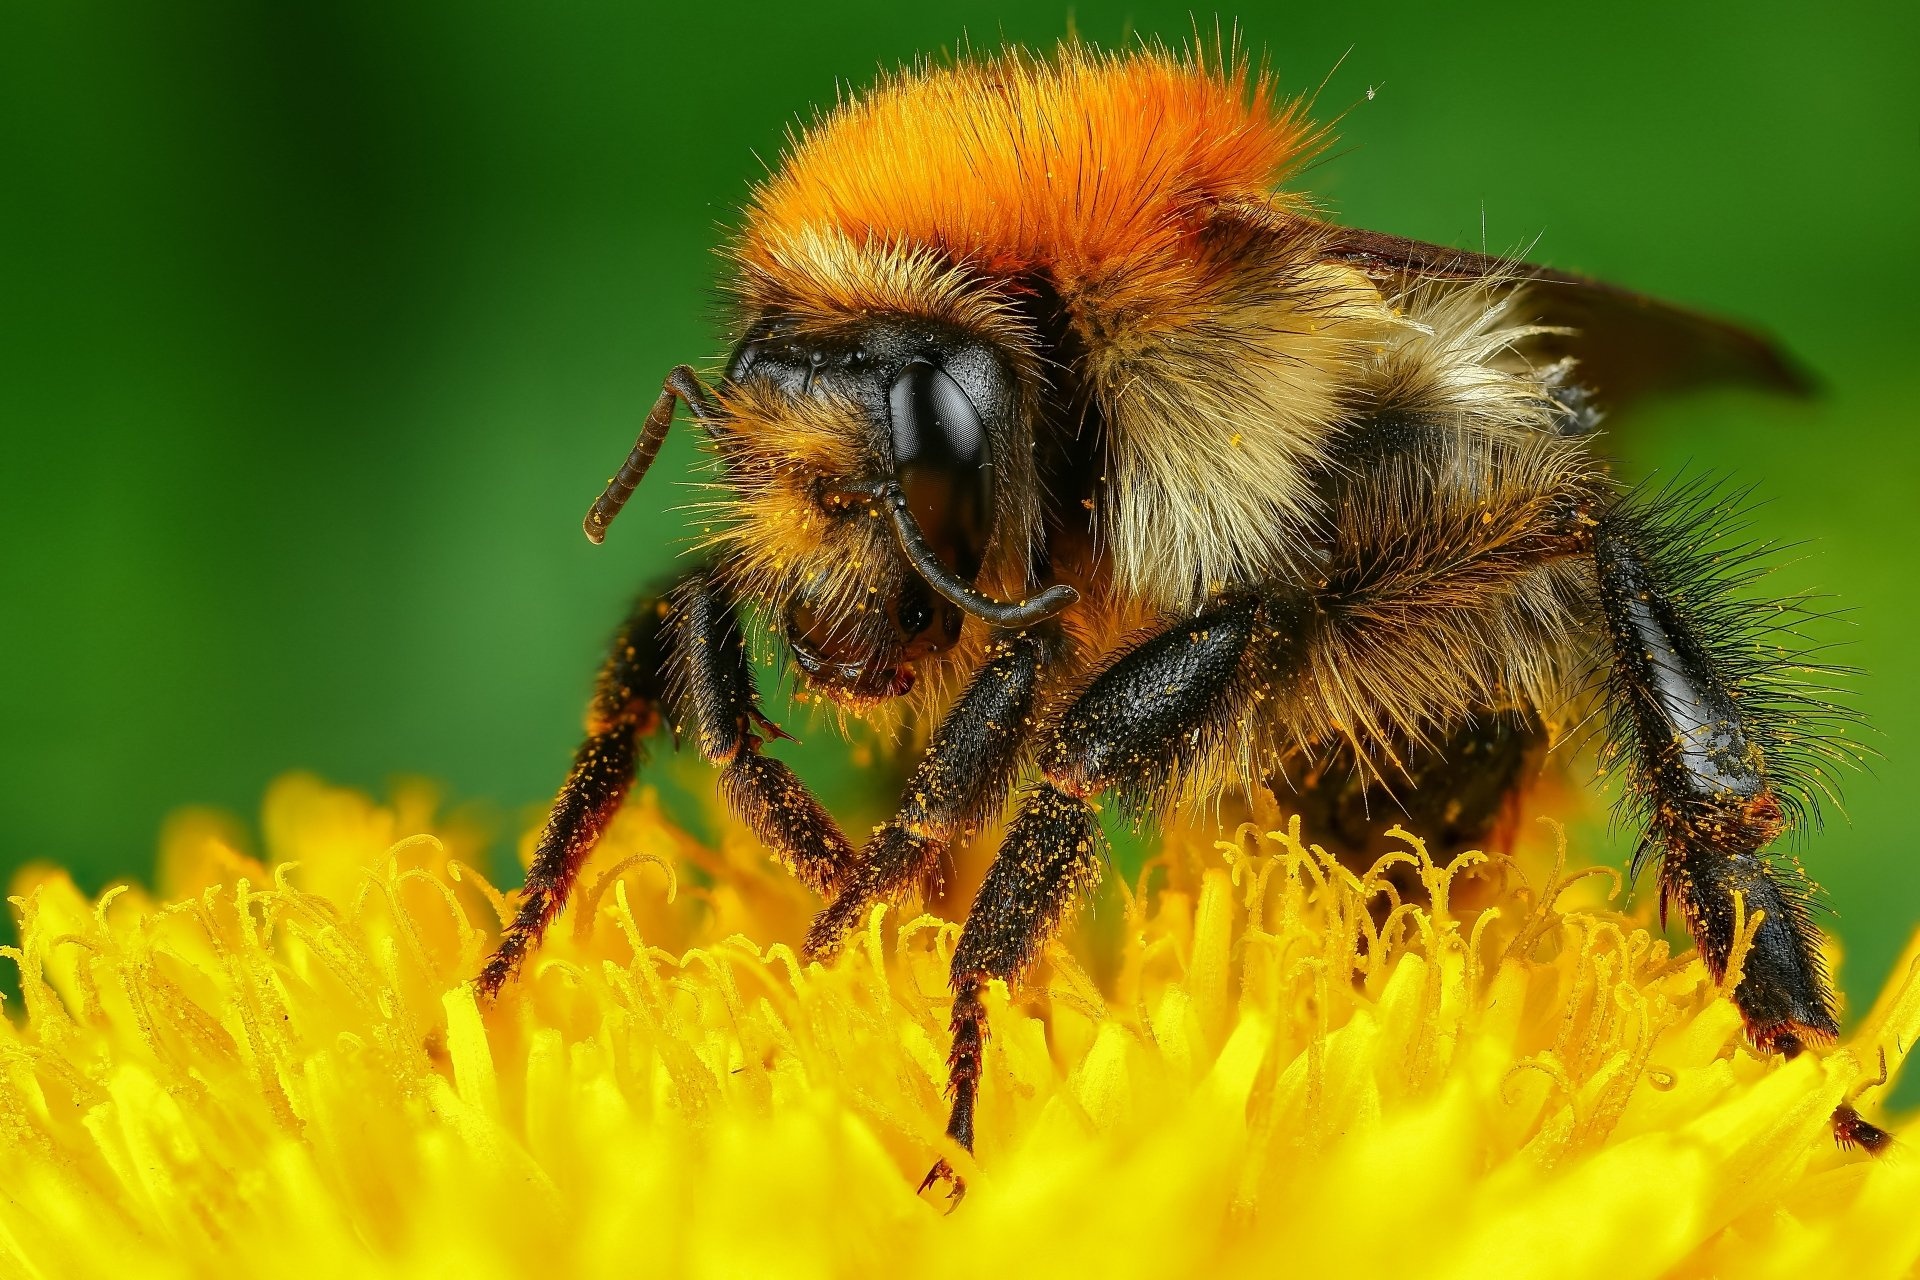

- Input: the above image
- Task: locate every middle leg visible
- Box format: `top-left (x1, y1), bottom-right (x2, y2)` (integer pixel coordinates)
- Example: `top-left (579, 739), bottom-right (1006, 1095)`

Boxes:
top-left (804, 627), bottom-right (1059, 959)
top-left (929, 589), bottom-right (1313, 1184)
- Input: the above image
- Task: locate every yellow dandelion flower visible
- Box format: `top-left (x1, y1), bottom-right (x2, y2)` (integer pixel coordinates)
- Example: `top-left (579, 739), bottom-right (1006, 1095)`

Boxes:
top-left (2, 772), bottom-right (1915, 1279)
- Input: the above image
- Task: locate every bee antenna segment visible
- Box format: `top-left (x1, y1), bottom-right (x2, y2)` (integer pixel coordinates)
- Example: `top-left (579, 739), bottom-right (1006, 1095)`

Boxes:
top-left (879, 480), bottom-right (1078, 628)
top-left (583, 365), bottom-right (719, 545)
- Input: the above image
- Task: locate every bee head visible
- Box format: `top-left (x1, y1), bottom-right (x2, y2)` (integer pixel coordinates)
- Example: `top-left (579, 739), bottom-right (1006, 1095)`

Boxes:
top-left (707, 294), bottom-right (1066, 705)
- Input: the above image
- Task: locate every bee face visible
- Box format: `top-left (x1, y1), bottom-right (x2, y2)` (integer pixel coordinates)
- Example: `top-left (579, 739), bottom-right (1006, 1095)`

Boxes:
top-left (711, 311), bottom-right (1033, 705)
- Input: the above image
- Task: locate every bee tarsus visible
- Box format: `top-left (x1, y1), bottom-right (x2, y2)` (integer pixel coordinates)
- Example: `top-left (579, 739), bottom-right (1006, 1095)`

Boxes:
top-left (476, 564), bottom-right (852, 1000)
top-left (805, 629), bottom-right (1054, 961)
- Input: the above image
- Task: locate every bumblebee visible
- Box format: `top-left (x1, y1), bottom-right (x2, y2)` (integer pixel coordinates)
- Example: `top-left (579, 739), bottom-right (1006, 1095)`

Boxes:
top-left (476, 41), bottom-right (1885, 1187)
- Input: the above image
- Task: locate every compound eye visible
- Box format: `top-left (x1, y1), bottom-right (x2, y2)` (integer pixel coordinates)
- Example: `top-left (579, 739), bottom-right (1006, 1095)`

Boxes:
top-left (888, 360), bottom-right (994, 583)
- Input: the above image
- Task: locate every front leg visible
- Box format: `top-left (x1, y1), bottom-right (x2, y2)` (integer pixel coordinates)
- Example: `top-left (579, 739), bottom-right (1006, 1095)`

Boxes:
top-left (477, 564), bottom-right (852, 997)
top-left (477, 570), bottom-right (684, 997)
top-left (665, 570), bottom-right (855, 896)
top-left (804, 628), bottom-right (1058, 959)
top-left (925, 589), bottom-right (1311, 1196)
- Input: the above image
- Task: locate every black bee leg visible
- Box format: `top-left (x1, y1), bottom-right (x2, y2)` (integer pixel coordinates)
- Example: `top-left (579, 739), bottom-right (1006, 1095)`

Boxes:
top-left (804, 629), bottom-right (1057, 960)
top-left (936, 787), bottom-right (1106, 1159)
top-left (1831, 1099), bottom-right (1893, 1154)
top-left (667, 569), bottom-right (856, 898)
top-left (1592, 514), bottom-right (1838, 1054)
top-left (921, 784), bottom-right (1105, 1204)
top-left (929, 591), bottom-right (1309, 1192)
top-left (477, 565), bottom-right (851, 997)
top-left (477, 574), bottom-right (683, 997)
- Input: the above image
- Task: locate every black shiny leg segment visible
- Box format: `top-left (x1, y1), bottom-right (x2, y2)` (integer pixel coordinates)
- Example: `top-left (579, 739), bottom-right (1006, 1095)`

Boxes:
top-left (1592, 514), bottom-right (1837, 1052)
top-left (477, 577), bottom-right (681, 997)
top-left (1592, 507), bottom-right (1886, 1153)
top-left (804, 627), bottom-right (1058, 959)
top-left (477, 564), bottom-right (851, 997)
top-left (930, 589), bottom-right (1313, 1186)
top-left (666, 570), bottom-right (855, 897)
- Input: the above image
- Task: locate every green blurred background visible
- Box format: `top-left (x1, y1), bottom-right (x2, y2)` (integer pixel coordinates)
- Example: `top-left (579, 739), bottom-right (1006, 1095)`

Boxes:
top-left (3, 1), bottom-right (1916, 1087)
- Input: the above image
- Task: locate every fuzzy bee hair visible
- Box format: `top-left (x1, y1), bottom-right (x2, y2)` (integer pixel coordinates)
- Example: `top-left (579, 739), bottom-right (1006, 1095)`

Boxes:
top-left (486, 35), bottom-right (1882, 1172)
top-left (729, 43), bottom-right (1379, 620)
top-left (709, 41), bottom-right (1607, 754)
top-left (705, 234), bottom-right (1049, 706)
top-left (1593, 476), bottom-right (1868, 874)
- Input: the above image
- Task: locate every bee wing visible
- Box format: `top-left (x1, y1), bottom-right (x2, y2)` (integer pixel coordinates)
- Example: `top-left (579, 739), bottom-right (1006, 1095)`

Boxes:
top-left (1321, 226), bottom-right (1813, 411)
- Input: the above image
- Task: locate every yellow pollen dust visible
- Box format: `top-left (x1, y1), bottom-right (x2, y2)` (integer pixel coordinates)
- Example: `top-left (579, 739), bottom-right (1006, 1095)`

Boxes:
top-left (0, 773), bottom-right (1913, 1279)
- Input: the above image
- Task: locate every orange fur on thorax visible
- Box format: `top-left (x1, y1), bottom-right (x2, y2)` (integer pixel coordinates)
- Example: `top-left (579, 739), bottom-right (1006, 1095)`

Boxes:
top-left (730, 47), bottom-right (1396, 613)
top-left (739, 45), bottom-right (1318, 294)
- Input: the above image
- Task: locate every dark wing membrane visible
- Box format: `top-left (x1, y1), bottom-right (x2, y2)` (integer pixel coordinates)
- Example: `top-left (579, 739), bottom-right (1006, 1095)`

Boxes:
top-left (1322, 227), bottom-right (1813, 411)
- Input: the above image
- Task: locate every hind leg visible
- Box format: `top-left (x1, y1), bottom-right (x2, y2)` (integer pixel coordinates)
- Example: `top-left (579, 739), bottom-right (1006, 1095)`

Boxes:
top-left (1593, 516), bottom-right (1834, 1050)
top-left (1591, 501), bottom-right (1887, 1151)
